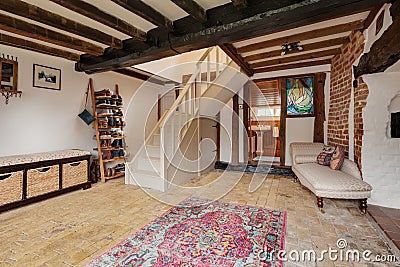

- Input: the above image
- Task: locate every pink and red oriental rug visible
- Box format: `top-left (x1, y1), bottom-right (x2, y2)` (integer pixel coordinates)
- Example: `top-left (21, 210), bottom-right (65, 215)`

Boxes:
top-left (86, 197), bottom-right (286, 266)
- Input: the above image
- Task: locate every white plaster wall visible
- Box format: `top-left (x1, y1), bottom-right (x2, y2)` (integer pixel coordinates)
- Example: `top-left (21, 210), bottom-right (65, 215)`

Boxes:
top-left (285, 117), bottom-right (315, 166)
top-left (220, 99), bottom-right (233, 163)
top-left (0, 45), bottom-right (155, 158)
top-left (362, 73), bottom-right (400, 208)
top-left (363, 4), bottom-right (393, 53)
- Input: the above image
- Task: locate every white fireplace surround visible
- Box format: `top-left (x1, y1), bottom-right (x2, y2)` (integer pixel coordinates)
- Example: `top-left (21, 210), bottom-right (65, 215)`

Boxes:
top-left (362, 73), bottom-right (400, 208)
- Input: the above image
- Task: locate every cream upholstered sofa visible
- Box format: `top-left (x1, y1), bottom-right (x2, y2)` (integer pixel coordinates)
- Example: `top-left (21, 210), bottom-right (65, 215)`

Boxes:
top-left (289, 142), bottom-right (372, 213)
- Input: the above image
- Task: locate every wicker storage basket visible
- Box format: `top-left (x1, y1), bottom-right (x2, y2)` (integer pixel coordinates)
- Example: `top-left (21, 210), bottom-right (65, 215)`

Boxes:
top-left (27, 165), bottom-right (59, 198)
top-left (62, 160), bottom-right (88, 188)
top-left (0, 171), bottom-right (23, 205)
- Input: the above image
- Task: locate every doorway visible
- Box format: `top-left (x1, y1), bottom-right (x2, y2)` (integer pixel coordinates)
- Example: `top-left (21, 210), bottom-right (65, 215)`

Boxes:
top-left (248, 80), bottom-right (281, 165)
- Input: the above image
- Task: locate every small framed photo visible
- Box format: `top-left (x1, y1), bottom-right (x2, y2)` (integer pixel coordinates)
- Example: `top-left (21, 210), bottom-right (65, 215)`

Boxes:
top-left (33, 64), bottom-right (61, 90)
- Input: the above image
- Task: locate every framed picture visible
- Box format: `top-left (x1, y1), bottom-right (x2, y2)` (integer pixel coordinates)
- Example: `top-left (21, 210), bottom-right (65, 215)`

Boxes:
top-left (33, 64), bottom-right (61, 90)
top-left (286, 76), bottom-right (314, 117)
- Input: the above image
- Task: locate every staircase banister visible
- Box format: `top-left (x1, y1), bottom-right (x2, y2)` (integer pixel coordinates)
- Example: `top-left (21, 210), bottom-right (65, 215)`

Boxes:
top-left (143, 47), bottom-right (214, 146)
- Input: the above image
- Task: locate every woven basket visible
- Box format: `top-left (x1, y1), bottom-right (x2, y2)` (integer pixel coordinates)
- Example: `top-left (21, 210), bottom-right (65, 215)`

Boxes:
top-left (27, 165), bottom-right (59, 198)
top-left (62, 160), bottom-right (88, 188)
top-left (0, 171), bottom-right (23, 205)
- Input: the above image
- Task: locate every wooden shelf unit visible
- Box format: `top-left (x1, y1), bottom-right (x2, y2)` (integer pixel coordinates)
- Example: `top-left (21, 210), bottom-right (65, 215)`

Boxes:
top-left (89, 78), bottom-right (127, 183)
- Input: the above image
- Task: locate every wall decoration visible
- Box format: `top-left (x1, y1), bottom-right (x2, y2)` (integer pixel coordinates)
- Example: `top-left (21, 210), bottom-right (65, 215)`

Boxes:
top-left (33, 64), bottom-right (61, 90)
top-left (286, 76), bottom-right (314, 116)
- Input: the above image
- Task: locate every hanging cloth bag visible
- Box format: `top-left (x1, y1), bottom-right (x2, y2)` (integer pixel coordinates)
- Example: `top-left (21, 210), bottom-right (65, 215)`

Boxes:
top-left (78, 82), bottom-right (95, 125)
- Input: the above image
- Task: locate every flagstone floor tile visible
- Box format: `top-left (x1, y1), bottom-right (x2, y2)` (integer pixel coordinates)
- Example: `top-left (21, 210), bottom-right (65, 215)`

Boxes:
top-left (0, 171), bottom-right (398, 266)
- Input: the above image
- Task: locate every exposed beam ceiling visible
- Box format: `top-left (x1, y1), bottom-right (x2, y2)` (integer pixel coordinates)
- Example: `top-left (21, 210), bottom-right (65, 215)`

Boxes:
top-left (250, 47), bottom-right (341, 69)
top-left (0, 0), bottom-right (122, 48)
top-left (244, 37), bottom-right (349, 62)
top-left (231, 0), bottom-right (247, 9)
top-left (171, 0), bottom-right (207, 23)
top-left (236, 20), bottom-right (365, 54)
top-left (49, 0), bottom-right (147, 40)
top-left (76, 0), bottom-right (389, 74)
top-left (111, 0), bottom-right (173, 29)
top-left (254, 59), bottom-right (332, 73)
top-left (0, 32), bottom-right (80, 61)
top-left (0, 13), bottom-right (104, 55)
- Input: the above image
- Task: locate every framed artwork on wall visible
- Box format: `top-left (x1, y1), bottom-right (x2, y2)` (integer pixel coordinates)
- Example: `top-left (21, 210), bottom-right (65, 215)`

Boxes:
top-left (286, 76), bottom-right (314, 117)
top-left (33, 64), bottom-right (61, 90)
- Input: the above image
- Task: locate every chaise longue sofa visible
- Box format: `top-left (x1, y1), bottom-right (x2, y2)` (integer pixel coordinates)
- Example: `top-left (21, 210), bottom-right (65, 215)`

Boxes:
top-left (289, 142), bottom-right (372, 213)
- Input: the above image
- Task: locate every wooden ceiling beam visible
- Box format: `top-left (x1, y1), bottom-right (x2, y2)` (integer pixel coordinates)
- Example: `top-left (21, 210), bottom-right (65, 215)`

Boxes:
top-left (0, 33), bottom-right (80, 61)
top-left (363, 7), bottom-right (381, 30)
top-left (0, 0), bottom-right (121, 48)
top-left (236, 20), bottom-right (365, 54)
top-left (231, 0), bottom-right (247, 9)
top-left (111, 0), bottom-right (172, 29)
top-left (0, 13), bottom-right (103, 55)
top-left (76, 0), bottom-right (390, 73)
top-left (254, 59), bottom-right (332, 73)
top-left (219, 44), bottom-right (254, 76)
top-left (251, 48), bottom-right (341, 68)
top-left (49, 0), bottom-right (146, 40)
top-left (171, 0), bottom-right (207, 23)
top-left (244, 37), bottom-right (349, 62)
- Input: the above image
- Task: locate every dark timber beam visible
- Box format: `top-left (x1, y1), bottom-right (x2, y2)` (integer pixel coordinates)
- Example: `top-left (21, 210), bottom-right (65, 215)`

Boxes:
top-left (251, 48), bottom-right (341, 69)
top-left (111, 0), bottom-right (172, 29)
top-left (0, 0), bottom-right (121, 48)
top-left (0, 33), bottom-right (80, 61)
top-left (219, 44), bottom-right (254, 77)
top-left (254, 59), bottom-right (332, 73)
top-left (76, 0), bottom-right (390, 73)
top-left (0, 13), bottom-right (103, 55)
top-left (231, 0), bottom-right (247, 9)
top-left (355, 0), bottom-right (400, 77)
top-left (171, 0), bottom-right (207, 23)
top-left (49, 0), bottom-right (146, 40)
top-left (244, 37), bottom-right (349, 62)
top-left (237, 20), bottom-right (365, 53)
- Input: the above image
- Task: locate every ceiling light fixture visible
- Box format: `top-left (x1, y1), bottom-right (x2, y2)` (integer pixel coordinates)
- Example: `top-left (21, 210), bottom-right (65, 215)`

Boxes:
top-left (281, 42), bottom-right (303, 56)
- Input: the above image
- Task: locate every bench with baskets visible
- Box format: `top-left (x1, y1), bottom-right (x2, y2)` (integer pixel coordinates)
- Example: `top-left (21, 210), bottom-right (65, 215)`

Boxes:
top-left (0, 149), bottom-right (91, 212)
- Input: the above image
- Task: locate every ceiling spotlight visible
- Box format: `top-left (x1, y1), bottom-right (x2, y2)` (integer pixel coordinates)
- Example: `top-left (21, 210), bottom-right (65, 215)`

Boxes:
top-left (281, 42), bottom-right (303, 56)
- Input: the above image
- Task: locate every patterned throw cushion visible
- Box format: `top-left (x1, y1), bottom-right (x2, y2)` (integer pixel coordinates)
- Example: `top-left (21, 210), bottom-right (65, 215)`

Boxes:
top-left (317, 146), bottom-right (335, 166)
top-left (330, 146), bottom-right (345, 170)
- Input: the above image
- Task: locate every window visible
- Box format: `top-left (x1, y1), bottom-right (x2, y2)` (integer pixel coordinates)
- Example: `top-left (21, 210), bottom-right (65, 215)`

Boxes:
top-left (391, 112), bottom-right (400, 138)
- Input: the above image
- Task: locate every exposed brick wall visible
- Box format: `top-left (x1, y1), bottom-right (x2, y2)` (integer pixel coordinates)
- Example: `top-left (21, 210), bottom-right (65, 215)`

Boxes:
top-left (353, 77), bottom-right (369, 169)
top-left (328, 30), bottom-right (368, 168)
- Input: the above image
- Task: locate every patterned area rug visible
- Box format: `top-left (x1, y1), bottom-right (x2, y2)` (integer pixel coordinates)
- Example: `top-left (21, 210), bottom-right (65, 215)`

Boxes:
top-left (86, 197), bottom-right (286, 267)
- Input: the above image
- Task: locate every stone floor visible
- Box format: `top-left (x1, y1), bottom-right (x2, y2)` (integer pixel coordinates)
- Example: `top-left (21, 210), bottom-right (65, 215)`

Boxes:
top-left (0, 171), bottom-right (399, 267)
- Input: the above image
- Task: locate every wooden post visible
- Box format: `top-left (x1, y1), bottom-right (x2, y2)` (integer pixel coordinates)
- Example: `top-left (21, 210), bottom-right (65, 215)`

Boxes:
top-left (232, 94), bottom-right (239, 165)
top-left (243, 83), bottom-right (250, 163)
top-left (279, 79), bottom-right (287, 166)
top-left (314, 73), bottom-right (326, 143)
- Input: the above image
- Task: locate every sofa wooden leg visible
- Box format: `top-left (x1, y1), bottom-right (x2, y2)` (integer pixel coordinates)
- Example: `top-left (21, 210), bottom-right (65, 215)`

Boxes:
top-left (317, 197), bottom-right (323, 211)
top-left (293, 174), bottom-right (298, 183)
top-left (360, 199), bottom-right (368, 214)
